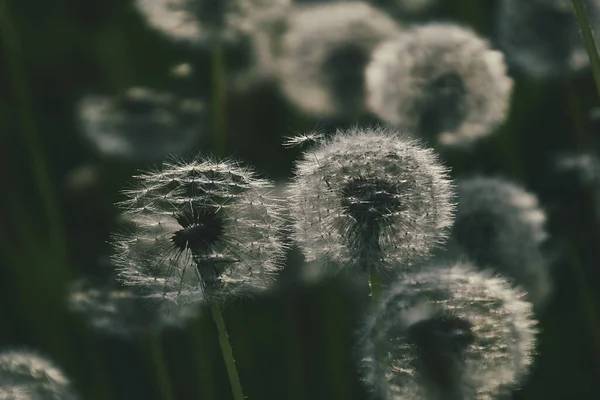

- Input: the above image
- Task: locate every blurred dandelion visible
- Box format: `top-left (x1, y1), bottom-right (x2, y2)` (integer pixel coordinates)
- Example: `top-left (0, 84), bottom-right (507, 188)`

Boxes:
top-left (0, 351), bottom-right (77, 400)
top-left (67, 277), bottom-right (198, 336)
top-left (277, 2), bottom-right (400, 117)
top-left (366, 23), bottom-right (512, 147)
top-left (287, 126), bottom-right (454, 279)
top-left (135, 0), bottom-right (291, 46)
top-left (554, 152), bottom-right (600, 219)
top-left (446, 177), bottom-right (552, 308)
top-left (77, 87), bottom-right (205, 161)
top-left (360, 262), bottom-right (537, 400)
top-left (497, 0), bottom-right (600, 78)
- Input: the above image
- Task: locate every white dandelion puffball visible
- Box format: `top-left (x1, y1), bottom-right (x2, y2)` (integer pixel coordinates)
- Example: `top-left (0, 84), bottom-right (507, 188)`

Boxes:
top-left (371, 0), bottom-right (439, 17)
top-left (366, 23), bottom-right (512, 148)
top-left (449, 177), bottom-right (551, 308)
top-left (287, 126), bottom-right (455, 276)
top-left (0, 351), bottom-right (77, 400)
top-left (136, 0), bottom-right (291, 45)
top-left (77, 87), bottom-right (205, 161)
top-left (111, 157), bottom-right (287, 313)
top-left (360, 263), bottom-right (537, 400)
top-left (278, 1), bottom-right (400, 117)
top-left (497, 0), bottom-right (600, 78)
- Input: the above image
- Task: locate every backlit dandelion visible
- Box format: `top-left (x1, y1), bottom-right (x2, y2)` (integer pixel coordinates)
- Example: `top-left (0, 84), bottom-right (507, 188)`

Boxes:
top-left (277, 2), bottom-right (400, 117)
top-left (497, 0), bottom-right (600, 78)
top-left (448, 177), bottom-right (551, 308)
top-left (366, 23), bottom-right (512, 147)
top-left (287, 126), bottom-right (454, 277)
top-left (111, 156), bottom-right (287, 312)
top-left (0, 351), bottom-right (77, 400)
top-left (360, 262), bottom-right (537, 400)
top-left (77, 87), bottom-right (205, 161)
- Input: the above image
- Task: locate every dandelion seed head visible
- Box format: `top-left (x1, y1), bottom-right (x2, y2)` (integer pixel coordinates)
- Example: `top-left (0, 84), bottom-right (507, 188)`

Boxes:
top-left (371, 0), bottom-right (440, 17)
top-left (77, 87), bottom-right (205, 161)
top-left (497, 0), bottom-right (600, 78)
top-left (0, 351), bottom-right (77, 400)
top-left (360, 262), bottom-right (537, 399)
top-left (366, 23), bottom-right (512, 147)
top-left (111, 156), bottom-right (287, 312)
top-left (449, 177), bottom-right (551, 308)
top-left (278, 2), bottom-right (400, 116)
top-left (287, 126), bottom-right (454, 276)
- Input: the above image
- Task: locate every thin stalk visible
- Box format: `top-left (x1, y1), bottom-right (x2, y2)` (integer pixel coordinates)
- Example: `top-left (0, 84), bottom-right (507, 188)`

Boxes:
top-left (148, 334), bottom-right (175, 400)
top-left (0, 0), bottom-right (66, 257)
top-left (211, 43), bottom-right (227, 157)
top-left (209, 300), bottom-right (245, 400)
top-left (572, 0), bottom-right (600, 97)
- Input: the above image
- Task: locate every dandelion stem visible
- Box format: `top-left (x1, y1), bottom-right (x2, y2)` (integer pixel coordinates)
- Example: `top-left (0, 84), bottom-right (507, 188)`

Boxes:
top-left (572, 0), bottom-right (600, 97)
top-left (149, 333), bottom-right (175, 400)
top-left (0, 0), bottom-right (66, 258)
top-left (211, 42), bottom-right (227, 157)
top-left (369, 268), bottom-right (382, 305)
top-left (210, 300), bottom-right (245, 400)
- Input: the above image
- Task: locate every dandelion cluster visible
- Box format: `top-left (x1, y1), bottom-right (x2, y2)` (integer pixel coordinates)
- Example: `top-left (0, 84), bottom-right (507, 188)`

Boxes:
top-left (360, 262), bottom-right (537, 400)
top-left (0, 351), bottom-right (77, 400)
top-left (111, 157), bottom-right (287, 314)
top-left (287, 126), bottom-right (455, 276)
top-left (277, 2), bottom-right (400, 116)
top-left (366, 23), bottom-right (512, 147)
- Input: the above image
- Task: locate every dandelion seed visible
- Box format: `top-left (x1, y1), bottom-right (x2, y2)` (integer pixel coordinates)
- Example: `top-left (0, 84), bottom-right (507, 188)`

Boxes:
top-left (0, 351), bottom-right (77, 400)
top-left (67, 277), bottom-right (197, 336)
top-left (496, 0), bottom-right (600, 78)
top-left (360, 262), bottom-right (537, 400)
top-left (277, 2), bottom-right (400, 117)
top-left (447, 177), bottom-right (552, 308)
top-left (111, 156), bottom-right (287, 314)
top-left (366, 23), bottom-right (512, 147)
top-left (287, 126), bottom-right (454, 277)
top-left (282, 132), bottom-right (324, 148)
top-left (77, 87), bottom-right (205, 161)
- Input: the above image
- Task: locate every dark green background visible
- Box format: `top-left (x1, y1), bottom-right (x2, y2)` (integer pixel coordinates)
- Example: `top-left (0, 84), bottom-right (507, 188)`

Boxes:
top-left (2, 0), bottom-right (600, 398)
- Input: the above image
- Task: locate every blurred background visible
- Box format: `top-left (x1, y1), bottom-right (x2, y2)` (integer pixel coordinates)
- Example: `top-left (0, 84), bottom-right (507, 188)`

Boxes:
top-left (1, 0), bottom-right (600, 398)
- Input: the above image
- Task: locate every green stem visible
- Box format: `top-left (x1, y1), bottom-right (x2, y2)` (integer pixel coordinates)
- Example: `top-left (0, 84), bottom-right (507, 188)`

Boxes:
top-left (0, 0), bottom-right (66, 258)
top-left (572, 0), bottom-right (600, 97)
top-left (369, 269), bottom-right (382, 306)
top-left (210, 300), bottom-right (245, 400)
top-left (211, 43), bottom-right (227, 157)
top-left (149, 333), bottom-right (175, 400)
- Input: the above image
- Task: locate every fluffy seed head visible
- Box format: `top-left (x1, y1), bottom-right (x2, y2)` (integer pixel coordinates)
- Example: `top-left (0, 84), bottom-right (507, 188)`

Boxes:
top-left (370, 0), bottom-right (440, 17)
top-left (77, 87), bottom-right (205, 161)
top-left (447, 177), bottom-right (551, 308)
top-left (360, 262), bottom-right (537, 400)
top-left (366, 23), bottom-right (512, 147)
top-left (277, 2), bottom-right (400, 117)
top-left (0, 351), bottom-right (77, 400)
top-left (497, 0), bottom-right (600, 78)
top-left (135, 0), bottom-right (291, 45)
top-left (287, 126), bottom-right (455, 276)
top-left (111, 156), bottom-right (287, 314)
